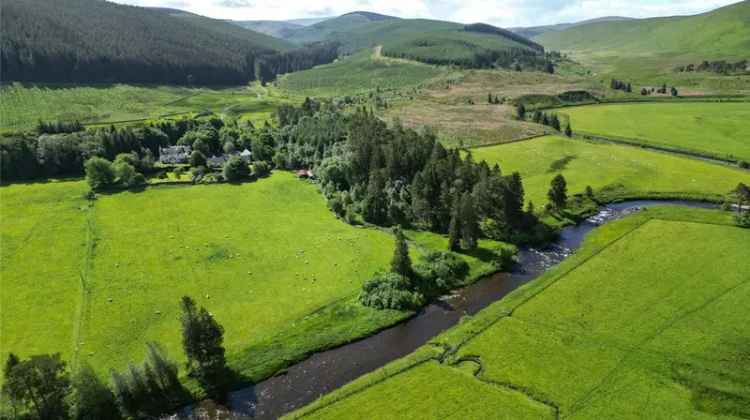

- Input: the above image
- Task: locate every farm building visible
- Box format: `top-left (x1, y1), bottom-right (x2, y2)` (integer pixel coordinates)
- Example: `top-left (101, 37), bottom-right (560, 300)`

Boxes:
top-left (159, 145), bottom-right (191, 164)
top-left (207, 155), bottom-right (229, 168)
top-left (297, 169), bottom-right (315, 179)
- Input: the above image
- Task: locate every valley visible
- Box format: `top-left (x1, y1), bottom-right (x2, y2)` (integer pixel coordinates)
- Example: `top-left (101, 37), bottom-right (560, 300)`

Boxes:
top-left (1, 1), bottom-right (749, 419)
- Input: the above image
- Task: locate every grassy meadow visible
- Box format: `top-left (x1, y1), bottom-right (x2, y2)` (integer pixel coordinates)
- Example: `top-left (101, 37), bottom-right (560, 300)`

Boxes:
top-left (560, 102), bottom-right (750, 161)
top-left (289, 206), bottom-right (750, 419)
top-left (0, 83), bottom-right (291, 132)
top-left (469, 135), bottom-right (750, 205)
top-left (277, 49), bottom-right (445, 97)
top-left (0, 173), bottom-right (394, 380)
top-left (0, 172), bottom-right (513, 385)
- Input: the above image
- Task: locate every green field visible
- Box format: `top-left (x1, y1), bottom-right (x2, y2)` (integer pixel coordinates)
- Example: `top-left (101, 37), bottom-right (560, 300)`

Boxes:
top-left (289, 206), bottom-right (750, 419)
top-left (469, 135), bottom-right (750, 205)
top-left (560, 102), bottom-right (750, 161)
top-left (278, 49), bottom-right (444, 97)
top-left (535, 1), bottom-right (750, 89)
top-left (0, 172), bottom-right (512, 384)
top-left (0, 83), bottom-right (291, 132)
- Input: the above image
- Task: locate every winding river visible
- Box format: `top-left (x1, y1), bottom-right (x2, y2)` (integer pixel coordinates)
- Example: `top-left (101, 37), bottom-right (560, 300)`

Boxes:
top-left (185, 200), bottom-right (718, 419)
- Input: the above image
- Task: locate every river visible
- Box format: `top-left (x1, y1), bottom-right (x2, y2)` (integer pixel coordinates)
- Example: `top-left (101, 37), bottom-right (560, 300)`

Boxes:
top-left (181, 200), bottom-right (718, 419)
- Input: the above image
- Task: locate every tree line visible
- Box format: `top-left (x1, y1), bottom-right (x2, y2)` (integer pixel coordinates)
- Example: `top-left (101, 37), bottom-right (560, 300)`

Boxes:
top-left (610, 79), bottom-right (632, 93)
top-left (1, 297), bottom-right (230, 420)
top-left (0, 115), bottom-right (275, 182)
top-left (675, 60), bottom-right (748, 75)
top-left (640, 84), bottom-right (678, 97)
top-left (274, 99), bottom-right (552, 245)
top-left (382, 44), bottom-right (555, 73)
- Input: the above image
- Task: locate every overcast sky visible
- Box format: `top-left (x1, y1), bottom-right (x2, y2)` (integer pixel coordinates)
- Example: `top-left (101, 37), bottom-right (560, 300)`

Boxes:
top-left (109, 0), bottom-right (741, 27)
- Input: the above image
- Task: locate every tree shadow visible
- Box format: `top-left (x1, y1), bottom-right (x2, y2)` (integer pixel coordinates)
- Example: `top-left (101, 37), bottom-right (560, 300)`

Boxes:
top-left (547, 154), bottom-right (577, 173)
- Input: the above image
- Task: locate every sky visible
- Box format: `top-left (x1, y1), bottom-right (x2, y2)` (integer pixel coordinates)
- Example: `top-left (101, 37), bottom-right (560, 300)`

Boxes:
top-left (109, 0), bottom-right (742, 27)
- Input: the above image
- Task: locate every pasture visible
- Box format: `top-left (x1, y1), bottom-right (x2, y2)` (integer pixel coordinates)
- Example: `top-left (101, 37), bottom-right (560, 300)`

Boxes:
top-left (289, 206), bottom-right (750, 419)
top-left (0, 173), bottom-right (395, 380)
top-left (0, 83), bottom-right (290, 132)
top-left (0, 172), bottom-right (511, 383)
top-left (469, 135), bottom-right (750, 205)
top-left (560, 102), bottom-right (750, 162)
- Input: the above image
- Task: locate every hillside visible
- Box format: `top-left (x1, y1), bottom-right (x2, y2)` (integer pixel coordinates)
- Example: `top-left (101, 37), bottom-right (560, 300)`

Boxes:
top-left (313, 18), bottom-right (546, 69)
top-left (0, 0), bottom-right (295, 85)
top-left (235, 20), bottom-right (305, 39)
top-left (511, 16), bottom-right (634, 39)
top-left (284, 11), bottom-right (400, 44)
top-left (536, 1), bottom-right (750, 59)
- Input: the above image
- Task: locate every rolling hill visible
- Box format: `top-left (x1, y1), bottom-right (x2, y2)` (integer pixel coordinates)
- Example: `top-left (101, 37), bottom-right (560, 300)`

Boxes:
top-left (0, 0), bottom-right (295, 85)
top-left (235, 20), bottom-right (305, 39)
top-left (291, 17), bottom-right (547, 69)
top-left (536, 1), bottom-right (750, 61)
top-left (511, 16), bottom-right (634, 39)
top-left (283, 11), bottom-right (400, 45)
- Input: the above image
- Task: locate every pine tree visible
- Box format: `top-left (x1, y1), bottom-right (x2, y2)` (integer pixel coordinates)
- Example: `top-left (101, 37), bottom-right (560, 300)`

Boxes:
top-left (71, 363), bottom-right (122, 420)
top-left (448, 204), bottom-right (461, 251)
top-left (564, 123), bottom-right (572, 137)
top-left (391, 228), bottom-right (413, 278)
top-left (488, 93), bottom-right (493, 104)
top-left (363, 170), bottom-right (388, 225)
top-left (460, 192), bottom-right (479, 250)
top-left (548, 174), bottom-right (568, 210)
top-left (504, 172), bottom-right (525, 228)
top-left (180, 297), bottom-right (229, 400)
top-left (516, 103), bottom-right (526, 120)
top-left (551, 114), bottom-right (561, 131)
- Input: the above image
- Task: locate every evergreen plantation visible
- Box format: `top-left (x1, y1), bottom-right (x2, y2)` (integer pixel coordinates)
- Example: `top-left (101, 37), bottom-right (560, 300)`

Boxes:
top-left (0, 0), bottom-right (338, 85)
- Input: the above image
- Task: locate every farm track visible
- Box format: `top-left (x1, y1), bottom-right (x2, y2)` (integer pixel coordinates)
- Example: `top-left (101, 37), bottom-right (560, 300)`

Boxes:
top-left (71, 203), bottom-right (97, 370)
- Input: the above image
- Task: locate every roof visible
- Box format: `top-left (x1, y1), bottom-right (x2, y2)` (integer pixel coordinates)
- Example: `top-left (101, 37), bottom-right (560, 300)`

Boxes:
top-left (240, 149), bottom-right (252, 157)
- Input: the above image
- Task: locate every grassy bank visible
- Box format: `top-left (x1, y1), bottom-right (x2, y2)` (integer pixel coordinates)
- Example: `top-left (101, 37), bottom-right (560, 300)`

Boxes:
top-left (288, 206), bottom-right (749, 419)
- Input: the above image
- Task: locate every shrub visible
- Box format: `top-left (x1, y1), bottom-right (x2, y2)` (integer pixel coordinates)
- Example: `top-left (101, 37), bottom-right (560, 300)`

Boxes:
top-left (84, 157), bottom-right (115, 191)
top-left (253, 161), bottom-right (271, 178)
top-left (113, 161), bottom-right (138, 187)
top-left (739, 160), bottom-right (749, 169)
top-left (413, 252), bottom-right (469, 296)
top-left (222, 156), bottom-right (249, 182)
top-left (359, 272), bottom-right (424, 310)
top-left (735, 212), bottom-right (750, 228)
top-left (189, 150), bottom-right (206, 168)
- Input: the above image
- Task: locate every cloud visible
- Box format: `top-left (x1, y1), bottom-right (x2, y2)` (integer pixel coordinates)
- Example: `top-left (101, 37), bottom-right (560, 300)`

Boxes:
top-left (108, 0), bottom-right (742, 27)
top-left (215, 0), bottom-right (253, 7)
top-left (307, 7), bottom-right (335, 17)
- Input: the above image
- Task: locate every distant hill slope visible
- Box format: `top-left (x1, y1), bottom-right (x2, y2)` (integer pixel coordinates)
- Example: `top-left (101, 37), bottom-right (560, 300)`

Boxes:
top-left (321, 19), bottom-right (546, 69)
top-left (235, 20), bottom-right (305, 39)
top-left (536, 1), bottom-right (750, 59)
top-left (284, 11), bottom-right (400, 45)
top-left (1, 0), bottom-right (295, 85)
top-left (511, 17), bottom-right (634, 39)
